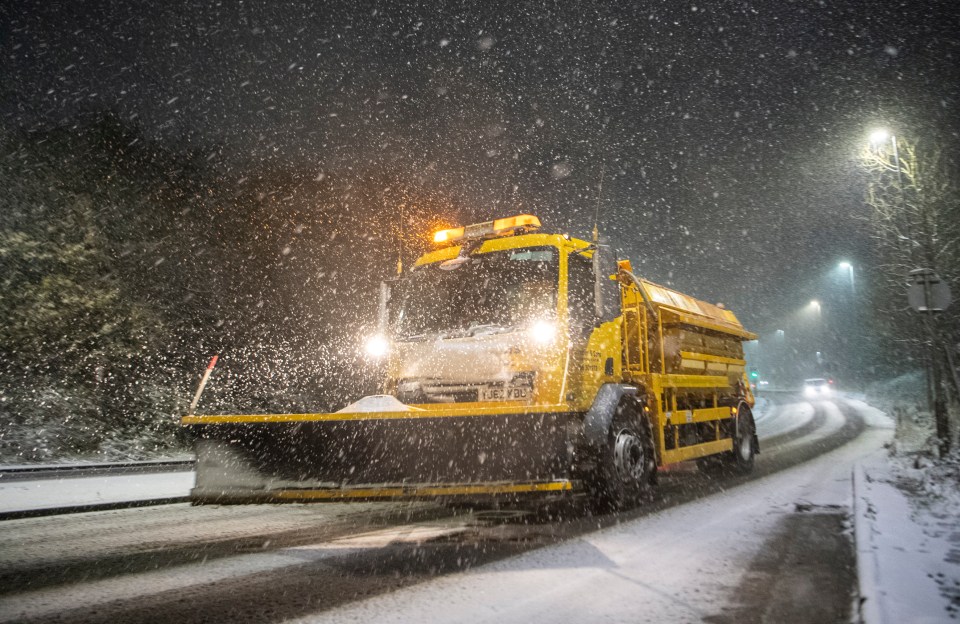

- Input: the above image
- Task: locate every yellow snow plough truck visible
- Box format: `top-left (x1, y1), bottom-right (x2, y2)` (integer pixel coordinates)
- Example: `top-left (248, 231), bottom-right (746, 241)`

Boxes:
top-left (182, 214), bottom-right (758, 510)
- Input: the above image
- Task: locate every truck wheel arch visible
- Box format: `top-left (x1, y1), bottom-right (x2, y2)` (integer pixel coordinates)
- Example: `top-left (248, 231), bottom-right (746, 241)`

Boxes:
top-left (581, 383), bottom-right (642, 451)
top-left (581, 384), bottom-right (656, 510)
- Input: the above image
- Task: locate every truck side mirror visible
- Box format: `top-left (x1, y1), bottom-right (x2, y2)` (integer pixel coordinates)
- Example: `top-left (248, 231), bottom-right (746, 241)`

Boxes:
top-left (593, 245), bottom-right (621, 323)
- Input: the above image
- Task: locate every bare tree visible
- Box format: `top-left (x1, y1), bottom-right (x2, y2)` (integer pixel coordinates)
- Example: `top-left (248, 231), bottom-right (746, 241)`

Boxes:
top-left (860, 134), bottom-right (959, 453)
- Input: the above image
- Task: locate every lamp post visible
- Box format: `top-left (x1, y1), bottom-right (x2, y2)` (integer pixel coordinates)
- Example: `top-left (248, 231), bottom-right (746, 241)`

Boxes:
top-left (808, 300), bottom-right (823, 372)
top-left (868, 129), bottom-right (949, 453)
top-left (869, 130), bottom-right (904, 188)
top-left (869, 129), bottom-right (913, 263)
top-left (836, 261), bottom-right (858, 388)
top-left (838, 261), bottom-right (855, 293)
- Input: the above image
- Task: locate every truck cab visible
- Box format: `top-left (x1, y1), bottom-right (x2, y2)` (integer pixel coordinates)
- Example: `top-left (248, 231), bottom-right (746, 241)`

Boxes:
top-left (369, 215), bottom-right (622, 412)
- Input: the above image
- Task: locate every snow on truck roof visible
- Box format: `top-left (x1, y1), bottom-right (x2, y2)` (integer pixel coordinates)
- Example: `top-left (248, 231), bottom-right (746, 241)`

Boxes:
top-left (636, 278), bottom-right (756, 340)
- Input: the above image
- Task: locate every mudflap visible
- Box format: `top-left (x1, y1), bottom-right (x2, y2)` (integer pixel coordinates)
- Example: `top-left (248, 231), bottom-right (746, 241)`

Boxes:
top-left (187, 410), bottom-right (578, 503)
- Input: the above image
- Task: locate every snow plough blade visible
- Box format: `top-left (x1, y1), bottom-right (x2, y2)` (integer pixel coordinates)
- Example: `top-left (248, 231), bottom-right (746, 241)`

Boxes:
top-left (181, 402), bottom-right (577, 503)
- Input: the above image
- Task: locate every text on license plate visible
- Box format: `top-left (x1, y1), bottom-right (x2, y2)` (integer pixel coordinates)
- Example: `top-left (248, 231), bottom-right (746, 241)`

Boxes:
top-left (479, 386), bottom-right (530, 401)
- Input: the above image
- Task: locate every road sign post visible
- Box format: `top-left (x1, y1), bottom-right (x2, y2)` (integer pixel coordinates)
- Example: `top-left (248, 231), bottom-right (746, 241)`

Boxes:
top-left (907, 269), bottom-right (952, 456)
top-left (907, 269), bottom-right (952, 313)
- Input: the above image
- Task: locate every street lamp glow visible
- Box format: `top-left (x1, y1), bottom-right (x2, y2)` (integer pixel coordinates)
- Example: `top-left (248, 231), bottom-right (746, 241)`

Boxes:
top-left (809, 300), bottom-right (820, 309)
top-left (838, 261), bottom-right (851, 270)
top-left (869, 129), bottom-right (890, 145)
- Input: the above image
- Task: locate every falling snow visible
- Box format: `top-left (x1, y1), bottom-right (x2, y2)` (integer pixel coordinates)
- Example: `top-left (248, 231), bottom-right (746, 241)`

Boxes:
top-left (0, 14), bottom-right (957, 624)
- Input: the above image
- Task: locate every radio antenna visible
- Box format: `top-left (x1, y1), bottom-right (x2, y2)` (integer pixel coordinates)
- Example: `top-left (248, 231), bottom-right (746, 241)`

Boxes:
top-left (593, 162), bottom-right (606, 243)
top-left (396, 200), bottom-right (404, 275)
top-left (591, 21), bottom-right (613, 245)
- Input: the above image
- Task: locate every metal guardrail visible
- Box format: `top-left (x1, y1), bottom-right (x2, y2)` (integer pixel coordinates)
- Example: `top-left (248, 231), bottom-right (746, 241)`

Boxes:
top-left (0, 459), bottom-right (195, 481)
top-left (0, 497), bottom-right (193, 521)
top-left (0, 459), bottom-right (196, 520)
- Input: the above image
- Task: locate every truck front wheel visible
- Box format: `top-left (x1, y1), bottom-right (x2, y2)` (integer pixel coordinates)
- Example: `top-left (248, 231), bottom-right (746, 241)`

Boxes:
top-left (589, 396), bottom-right (656, 511)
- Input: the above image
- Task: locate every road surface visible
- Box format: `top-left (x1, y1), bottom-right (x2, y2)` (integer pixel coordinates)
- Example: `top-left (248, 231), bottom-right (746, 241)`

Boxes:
top-left (0, 395), bottom-right (892, 623)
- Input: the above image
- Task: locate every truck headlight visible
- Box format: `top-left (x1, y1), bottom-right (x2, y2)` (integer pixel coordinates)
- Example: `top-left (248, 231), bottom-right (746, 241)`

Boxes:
top-left (528, 320), bottom-right (556, 345)
top-left (364, 334), bottom-right (390, 359)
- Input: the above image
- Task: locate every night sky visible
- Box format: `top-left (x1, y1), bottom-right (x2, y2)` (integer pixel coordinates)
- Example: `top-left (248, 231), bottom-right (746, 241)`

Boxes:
top-left (3, 0), bottom-right (959, 331)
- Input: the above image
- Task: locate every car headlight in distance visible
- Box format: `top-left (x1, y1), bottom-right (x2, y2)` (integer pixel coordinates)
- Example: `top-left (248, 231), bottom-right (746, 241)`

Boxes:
top-left (528, 319), bottom-right (556, 345)
top-left (364, 334), bottom-right (389, 359)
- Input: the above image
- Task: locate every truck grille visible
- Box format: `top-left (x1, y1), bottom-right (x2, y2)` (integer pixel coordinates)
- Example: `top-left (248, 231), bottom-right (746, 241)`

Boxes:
top-left (396, 372), bottom-right (535, 404)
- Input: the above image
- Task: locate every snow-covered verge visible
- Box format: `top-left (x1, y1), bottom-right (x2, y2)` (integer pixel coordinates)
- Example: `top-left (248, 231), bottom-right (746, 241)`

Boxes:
top-left (0, 380), bottom-right (191, 465)
top-left (855, 455), bottom-right (960, 623)
top-left (863, 372), bottom-right (947, 455)
top-left (0, 414), bottom-right (189, 466)
top-left (0, 420), bottom-right (189, 466)
top-left (854, 388), bottom-right (960, 623)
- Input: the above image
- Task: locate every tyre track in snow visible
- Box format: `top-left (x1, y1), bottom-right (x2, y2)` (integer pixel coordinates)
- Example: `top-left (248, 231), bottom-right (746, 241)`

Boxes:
top-left (0, 503), bottom-right (448, 597)
top-left (0, 398), bottom-right (867, 624)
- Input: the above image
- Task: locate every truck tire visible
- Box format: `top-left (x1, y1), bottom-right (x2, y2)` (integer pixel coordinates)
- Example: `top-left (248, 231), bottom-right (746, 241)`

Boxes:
top-left (589, 395), bottom-right (656, 511)
top-left (729, 405), bottom-right (757, 473)
top-left (697, 405), bottom-right (757, 476)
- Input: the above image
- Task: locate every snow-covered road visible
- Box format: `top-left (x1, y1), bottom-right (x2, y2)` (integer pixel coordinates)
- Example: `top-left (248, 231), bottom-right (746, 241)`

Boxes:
top-left (293, 397), bottom-right (889, 624)
top-left (0, 396), bottom-right (892, 623)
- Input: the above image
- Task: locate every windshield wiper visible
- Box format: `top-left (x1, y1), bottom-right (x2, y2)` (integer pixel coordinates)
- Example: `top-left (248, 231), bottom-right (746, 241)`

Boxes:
top-left (399, 324), bottom-right (516, 341)
top-left (398, 333), bottom-right (431, 342)
top-left (466, 323), bottom-right (515, 336)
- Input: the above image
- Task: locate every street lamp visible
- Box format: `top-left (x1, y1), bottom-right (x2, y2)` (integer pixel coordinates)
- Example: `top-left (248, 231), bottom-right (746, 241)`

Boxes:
top-left (868, 129), bottom-right (903, 181)
top-left (806, 301), bottom-right (825, 374)
top-left (869, 129), bottom-right (889, 145)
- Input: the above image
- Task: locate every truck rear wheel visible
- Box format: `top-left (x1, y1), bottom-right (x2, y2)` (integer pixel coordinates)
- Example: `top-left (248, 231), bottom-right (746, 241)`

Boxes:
top-left (589, 396), bottom-right (656, 511)
top-left (729, 405), bottom-right (757, 473)
top-left (697, 405), bottom-right (757, 476)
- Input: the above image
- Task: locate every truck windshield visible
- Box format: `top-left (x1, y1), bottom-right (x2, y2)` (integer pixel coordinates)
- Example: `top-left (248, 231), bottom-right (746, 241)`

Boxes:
top-left (393, 246), bottom-right (558, 339)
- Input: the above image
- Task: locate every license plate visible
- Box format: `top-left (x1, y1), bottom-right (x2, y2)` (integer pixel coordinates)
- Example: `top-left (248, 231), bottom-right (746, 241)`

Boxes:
top-left (479, 386), bottom-right (529, 401)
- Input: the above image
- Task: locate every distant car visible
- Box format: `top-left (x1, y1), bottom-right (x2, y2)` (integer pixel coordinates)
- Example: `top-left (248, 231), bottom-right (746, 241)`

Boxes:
top-left (803, 377), bottom-right (834, 399)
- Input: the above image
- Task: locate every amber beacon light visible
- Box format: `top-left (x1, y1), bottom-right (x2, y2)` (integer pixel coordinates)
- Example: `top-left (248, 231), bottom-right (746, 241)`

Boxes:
top-left (432, 214), bottom-right (541, 245)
